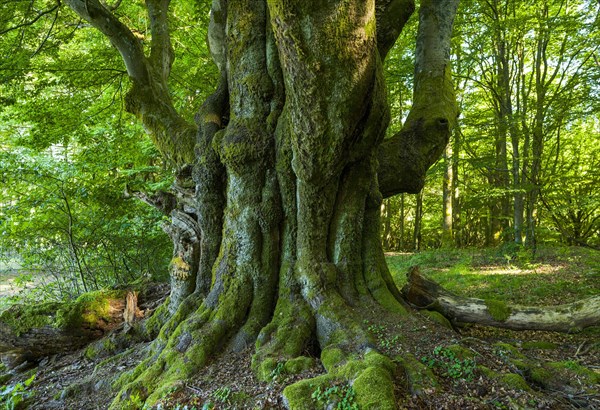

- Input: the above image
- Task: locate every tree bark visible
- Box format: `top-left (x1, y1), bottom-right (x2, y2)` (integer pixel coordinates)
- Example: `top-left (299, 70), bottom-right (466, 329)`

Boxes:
top-left (402, 267), bottom-right (600, 332)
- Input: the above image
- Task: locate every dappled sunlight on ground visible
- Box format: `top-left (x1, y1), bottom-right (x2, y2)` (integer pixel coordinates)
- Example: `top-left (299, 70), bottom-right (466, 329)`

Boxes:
top-left (386, 246), bottom-right (599, 306)
top-left (452, 264), bottom-right (564, 276)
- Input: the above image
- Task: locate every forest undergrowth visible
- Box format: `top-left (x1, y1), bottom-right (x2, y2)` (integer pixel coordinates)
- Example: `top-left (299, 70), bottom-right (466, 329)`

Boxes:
top-left (0, 245), bottom-right (598, 410)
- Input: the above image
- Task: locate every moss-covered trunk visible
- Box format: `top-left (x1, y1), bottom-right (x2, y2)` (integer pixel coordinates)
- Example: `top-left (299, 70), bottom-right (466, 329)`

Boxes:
top-left (63, 0), bottom-right (458, 408)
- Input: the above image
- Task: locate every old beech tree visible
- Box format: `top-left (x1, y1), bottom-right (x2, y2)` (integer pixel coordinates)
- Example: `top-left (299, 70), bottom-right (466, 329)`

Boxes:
top-left (64, 0), bottom-right (459, 407)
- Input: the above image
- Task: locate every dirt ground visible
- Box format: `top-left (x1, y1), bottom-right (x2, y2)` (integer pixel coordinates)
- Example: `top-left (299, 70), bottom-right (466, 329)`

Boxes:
top-left (0, 303), bottom-right (596, 410)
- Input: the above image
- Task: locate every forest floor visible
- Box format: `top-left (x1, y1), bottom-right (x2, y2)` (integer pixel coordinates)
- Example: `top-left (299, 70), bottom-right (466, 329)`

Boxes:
top-left (1, 245), bottom-right (599, 409)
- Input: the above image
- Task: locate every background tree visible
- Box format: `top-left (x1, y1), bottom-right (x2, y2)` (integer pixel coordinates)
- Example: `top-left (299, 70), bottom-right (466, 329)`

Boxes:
top-left (379, 0), bottom-right (600, 251)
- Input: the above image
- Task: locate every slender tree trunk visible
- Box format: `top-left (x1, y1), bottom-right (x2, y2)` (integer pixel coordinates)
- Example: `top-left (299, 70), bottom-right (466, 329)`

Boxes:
top-left (452, 128), bottom-right (462, 247)
top-left (512, 47), bottom-right (525, 245)
top-left (525, 5), bottom-right (550, 249)
top-left (382, 199), bottom-right (393, 250)
top-left (488, 0), bottom-right (511, 245)
top-left (399, 193), bottom-right (406, 250)
top-left (442, 143), bottom-right (453, 247)
top-left (413, 191), bottom-right (423, 251)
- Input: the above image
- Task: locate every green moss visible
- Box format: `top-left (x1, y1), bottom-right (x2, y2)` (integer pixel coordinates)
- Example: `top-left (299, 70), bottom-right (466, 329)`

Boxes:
top-left (1, 289), bottom-right (123, 340)
top-left (0, 302), bottom-right (60, 336)
top-left (321, 347), bottom-right (346, 372)
top-left (353, 366), bottom-right (396, 409)
top-left (85, 337), bottom-right (118, 360)
top-left (500, 373), bottom-right (532, 391)
top-left (422, 310), bottom-right (453, 330)
top-left (446, 344), bottom-right (475, 359)
top-left (364, 351), bottom-right (394, 370)
top-left (256, 357), bottom-right (278, 382)
top-left (521, 341), bottom-right (557, 350)
top-left (364, 16), bottom-right (376, 38)
top-left (282, 374), bottom-right (337, 410)
top-left (337, 359), bottom-right (366, 380)
top-left (170, 256), bottom-right (191, 280)
top-left (477, 365), bottom-right (494, 378)
top-left (493, 342), bottom-right (526, 360)
top-left (84, 345), bottom-right (99, 360)
top-left (485, 299), bottom-right (511, 322)
top-left (510, 359), bottom-right (531, 372)
top-left (252, 296), bottom-right (315, 381)
top-left (368, 284), bottom-right (408, 316)
top-left (284, 356), bottom-right (315, 375)
top-left (217, 123), bottom-right (270, 172)
top-left (396, 354), bottom-right (439, 396)
top-left (547, 361), bottom-right (600, 384)
top-left (529, 367), bottom-right (553, 387)
top-left (478, 366), bottom-right (531, 391)
top-left (56, 289), bottom-right (126, 330)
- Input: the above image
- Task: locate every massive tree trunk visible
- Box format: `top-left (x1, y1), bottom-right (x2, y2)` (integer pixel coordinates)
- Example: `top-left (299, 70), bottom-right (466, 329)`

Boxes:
top-left (63, 0), bottom-right (459, 407)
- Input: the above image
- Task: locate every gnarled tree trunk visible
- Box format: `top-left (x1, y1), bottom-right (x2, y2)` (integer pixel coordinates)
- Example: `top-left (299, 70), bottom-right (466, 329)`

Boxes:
top-left (63, 0), bottom-right (459, 407)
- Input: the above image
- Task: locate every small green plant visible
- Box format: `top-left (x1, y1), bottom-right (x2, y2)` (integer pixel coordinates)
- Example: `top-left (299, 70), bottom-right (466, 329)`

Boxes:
top-left (421, 346), bottom-right (476, 382)
top-left (311, 383), bottom-right (358, 410)
top-left (380, 334), bottom-right (400, 349)
top-left (0, 373), bottom-right (36, 410)
top-left (212, 386), bottom-right (231, 404)
top-left (123, 392), bottom-right (145, 410)
top-left (269, 361), bottom-right (285, 381)
top-left (366, 323), bottom-right (400, 349)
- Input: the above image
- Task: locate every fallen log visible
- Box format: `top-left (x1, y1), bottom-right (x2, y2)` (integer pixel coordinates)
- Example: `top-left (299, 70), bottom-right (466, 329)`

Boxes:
top-left (401, 267), bottom-right (600, 333)
top-left (0, 282), bottom-right (171, 370)
top-left (0, 290), bottom-right (128, 363)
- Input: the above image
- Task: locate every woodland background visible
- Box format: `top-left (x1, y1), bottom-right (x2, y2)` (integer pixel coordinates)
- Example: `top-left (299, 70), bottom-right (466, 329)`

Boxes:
top-left (1, 0), bottom-right (599, 300)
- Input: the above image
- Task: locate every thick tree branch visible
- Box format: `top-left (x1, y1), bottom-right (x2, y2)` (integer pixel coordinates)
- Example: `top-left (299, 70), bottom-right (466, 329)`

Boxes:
top-left (64, 0), bottom-right (197, 165)
top-left (146, 0), bottom-right (174, 83)
top-left (378, 0), bottom-right (459, 198)
top-left (64, 0), bottom-right (149, 82)
top-left (208, 0), bottom-right (228, 75)
top-left (375, 0), bottom-right (415, 60)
